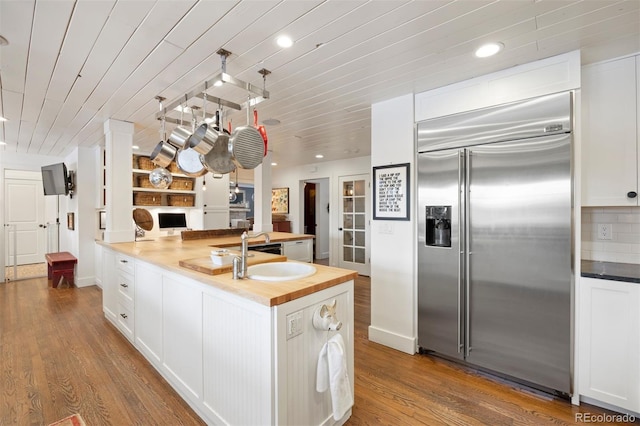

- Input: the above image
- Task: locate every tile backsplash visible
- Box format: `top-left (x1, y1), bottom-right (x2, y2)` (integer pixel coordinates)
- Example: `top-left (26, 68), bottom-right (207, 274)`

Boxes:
top-left (582, 207), bottom-right (640, 264)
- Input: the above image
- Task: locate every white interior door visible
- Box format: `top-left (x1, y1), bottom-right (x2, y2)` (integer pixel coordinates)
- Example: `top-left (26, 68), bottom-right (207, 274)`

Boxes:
top-left (338, 174), bottom-right (370, 276)
top-left (5, 171), bottom-right (47, 265)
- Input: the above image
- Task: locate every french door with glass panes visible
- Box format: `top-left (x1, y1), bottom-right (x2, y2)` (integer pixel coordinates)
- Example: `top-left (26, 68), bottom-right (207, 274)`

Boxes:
top-left (338, 174), bottom-right (370, 276)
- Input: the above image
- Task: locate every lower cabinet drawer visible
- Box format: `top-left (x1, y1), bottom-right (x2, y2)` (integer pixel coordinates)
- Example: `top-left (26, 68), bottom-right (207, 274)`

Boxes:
top-left (117, 303), bottom-right (134, 343)
top-left (117, 272), bottom-right (135, 307)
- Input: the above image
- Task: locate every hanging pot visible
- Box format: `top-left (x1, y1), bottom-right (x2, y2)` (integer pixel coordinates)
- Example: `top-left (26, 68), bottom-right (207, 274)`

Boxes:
top-left (200, 132), bottom-right (236, 174)
top-left (229, 125), bottom-right (264, 169)
top-left (150, 140), bottom-right (177, 168)
top-left (254, 110), bottom-right (268, 156)
top-left (168, 126), bottom-right (192, 149)
top-left (175, 148), bottom-right (207, 177)
top-left (188, 122), bottom-right (212, 154)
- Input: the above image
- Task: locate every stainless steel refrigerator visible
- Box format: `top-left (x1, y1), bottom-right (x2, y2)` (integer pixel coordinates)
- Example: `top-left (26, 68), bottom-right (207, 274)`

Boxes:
top-left (417, 92), bottom-right (573, 395)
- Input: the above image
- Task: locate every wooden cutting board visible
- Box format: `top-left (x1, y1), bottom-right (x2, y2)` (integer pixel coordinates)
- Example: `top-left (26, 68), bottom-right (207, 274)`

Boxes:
top-left (179, 252), bottom-right (286, 275)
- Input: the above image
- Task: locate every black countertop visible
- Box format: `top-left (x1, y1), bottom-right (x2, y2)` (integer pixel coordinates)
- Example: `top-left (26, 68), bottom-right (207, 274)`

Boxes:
top-left (581, 260), bottom-right (640, 284)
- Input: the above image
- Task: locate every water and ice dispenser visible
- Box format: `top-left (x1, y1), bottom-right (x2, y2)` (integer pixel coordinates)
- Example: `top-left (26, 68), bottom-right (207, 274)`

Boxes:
top-left (425, 206), bottom-right (451, 247)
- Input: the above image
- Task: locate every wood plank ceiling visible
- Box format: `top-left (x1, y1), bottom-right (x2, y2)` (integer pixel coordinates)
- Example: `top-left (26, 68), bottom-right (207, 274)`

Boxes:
top-left (0, 0), bottom-right (639, 169)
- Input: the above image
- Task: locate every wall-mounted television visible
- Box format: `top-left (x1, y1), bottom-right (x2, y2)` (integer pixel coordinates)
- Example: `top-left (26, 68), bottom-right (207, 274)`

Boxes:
top-left (41, 163), bottom-right (70, 196)
top-left (158, 212), bottom-right (187, 229)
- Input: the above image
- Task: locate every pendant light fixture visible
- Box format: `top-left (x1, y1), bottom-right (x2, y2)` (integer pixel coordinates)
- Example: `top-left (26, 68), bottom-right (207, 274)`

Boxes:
top-left (234, 168), bottom-right (240, 193)
top-left (202, 177), bottom-right (207, 191)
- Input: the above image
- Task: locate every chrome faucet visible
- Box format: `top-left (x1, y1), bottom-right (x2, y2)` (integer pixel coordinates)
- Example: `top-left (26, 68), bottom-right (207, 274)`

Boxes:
top-left (232, 231), bottom-right (270, 279)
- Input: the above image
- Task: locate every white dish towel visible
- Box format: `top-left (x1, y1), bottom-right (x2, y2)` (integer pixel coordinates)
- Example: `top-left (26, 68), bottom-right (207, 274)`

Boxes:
top-left (316, 333), bottom-right (353, 421)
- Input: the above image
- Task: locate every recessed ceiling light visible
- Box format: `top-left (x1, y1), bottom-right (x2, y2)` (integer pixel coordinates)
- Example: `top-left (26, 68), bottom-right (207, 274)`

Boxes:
top-left (0, 116), bottom-right (7, 122)
top-left (315, 154), bottom-right (324, 159)
top-left (271, 162), bottom-right (278, 166)
top-left (475, 42), bottom-right (504, 58)
top-left (132, 145), bottom-right (140, 150)
top-left (0, 141), bottom-right (6, 145)
top-left (262, 118), bottom-right (281, 126)
top-left (276, 35), bottom-right (294, 48)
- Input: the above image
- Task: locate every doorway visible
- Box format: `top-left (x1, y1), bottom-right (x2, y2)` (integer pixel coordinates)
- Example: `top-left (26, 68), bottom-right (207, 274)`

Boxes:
top-left (338, 174), bottom-right (370, 276)
top-left (4, 170), bottom-right (57, 281)
top-left (303, 178), bottom-right (329, 262)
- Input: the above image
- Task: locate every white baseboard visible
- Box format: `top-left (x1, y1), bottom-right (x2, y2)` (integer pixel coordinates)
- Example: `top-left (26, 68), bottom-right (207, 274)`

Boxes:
top-left (368, 325), bottom-right (416, 355)
top-left (75, 275), bottom-right (96, 288)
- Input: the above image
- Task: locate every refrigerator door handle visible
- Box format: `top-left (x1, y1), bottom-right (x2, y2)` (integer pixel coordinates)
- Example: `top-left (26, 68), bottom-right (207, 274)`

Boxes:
top-left (457, 151), bottom-right (464, 353)
top-left (465, 150), bottom-right (472, 357)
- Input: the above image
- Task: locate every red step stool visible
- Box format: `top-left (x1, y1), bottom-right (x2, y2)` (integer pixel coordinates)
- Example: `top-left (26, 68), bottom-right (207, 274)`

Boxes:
top-left (45, 252), bottom-right (78, 288)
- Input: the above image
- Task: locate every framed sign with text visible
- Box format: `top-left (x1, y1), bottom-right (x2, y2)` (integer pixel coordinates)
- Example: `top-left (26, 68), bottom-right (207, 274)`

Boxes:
top-left (373, 163), bottom-right (410, 221)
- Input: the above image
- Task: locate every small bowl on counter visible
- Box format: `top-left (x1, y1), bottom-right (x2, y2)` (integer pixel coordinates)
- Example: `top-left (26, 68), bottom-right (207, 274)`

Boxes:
top-left (211, 249), bottom-right (234, 266)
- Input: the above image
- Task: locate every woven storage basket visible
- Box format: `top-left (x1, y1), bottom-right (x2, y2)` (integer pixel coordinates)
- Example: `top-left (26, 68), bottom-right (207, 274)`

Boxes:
top-left (138, 156), bottom-right (155, 171)
top-left (133, 192), bottom-right (162, 206)
top-left (137, 176), bottom-right (156, 188)
top-left (167, 161), bottom-right (180, 173)
top-left (132, 155), bottom-right (139, 169)
top-left (168, 194), bottom-right (195, 207)
top-left (169, 177), bottom-right (194, 191)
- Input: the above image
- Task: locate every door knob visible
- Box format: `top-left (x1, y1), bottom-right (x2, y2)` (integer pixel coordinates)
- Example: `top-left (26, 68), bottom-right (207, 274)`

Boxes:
top-left (338, 227), bottom-right (343, 231)
top-left (628, 191), bottom-right (638, 199)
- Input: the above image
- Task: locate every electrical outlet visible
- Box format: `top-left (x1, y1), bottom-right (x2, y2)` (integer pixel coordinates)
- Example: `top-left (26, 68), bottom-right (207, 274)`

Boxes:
top-left (597, 223), bottom-right (613, 240)
top-left (286, 310), bottom-right (303, 340)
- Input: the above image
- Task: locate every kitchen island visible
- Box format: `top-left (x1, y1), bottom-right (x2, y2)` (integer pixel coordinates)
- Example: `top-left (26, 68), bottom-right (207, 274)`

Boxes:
top-left (97, 233), bottom-right (357, 425)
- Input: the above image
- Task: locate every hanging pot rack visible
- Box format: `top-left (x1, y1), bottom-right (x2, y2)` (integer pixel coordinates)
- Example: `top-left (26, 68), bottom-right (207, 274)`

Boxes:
top-left (156, 49), bottom-right (270, 125)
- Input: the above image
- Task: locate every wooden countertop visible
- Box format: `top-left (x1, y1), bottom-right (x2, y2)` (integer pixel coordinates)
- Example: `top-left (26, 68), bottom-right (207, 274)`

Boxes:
top-left (97, 233), bottom-right (357, 307)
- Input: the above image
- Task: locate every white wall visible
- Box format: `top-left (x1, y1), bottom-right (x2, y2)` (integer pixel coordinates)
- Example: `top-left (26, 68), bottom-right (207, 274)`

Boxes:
top-left (63, 147), bottom-right (98, 287)
top-left (272, 156), bottom-right (370, 267)
top-left (369, 94), bottom-right (416, 354)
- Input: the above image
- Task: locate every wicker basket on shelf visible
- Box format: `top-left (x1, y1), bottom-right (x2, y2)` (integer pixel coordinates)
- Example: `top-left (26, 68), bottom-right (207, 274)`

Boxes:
top-left (137, 156), bottom-right (155, 171)
top-left (134, 192), bottom-right (162, 206)
top-left (137, 176), bottom-right (156, 189)
top-left (167, 161), bottom-right (180, 173)
top-left (169, 177), bottom-right (194, 191)
top-left (132, 155), bottom-right (139, 169)
top-left (168, 194), bottom-right (195, 207)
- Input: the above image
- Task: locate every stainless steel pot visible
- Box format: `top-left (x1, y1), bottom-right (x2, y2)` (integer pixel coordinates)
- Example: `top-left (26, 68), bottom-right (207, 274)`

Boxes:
top-left (167, 125), bottom-right (192, 149)
top-left (200, 133), bottom-right (236, 174)
top-left (176, 148), bottom-right (207, 177)
top-left (150, 140), bottom-right (177, 168)
top-left (230, 125), bottom-right (264, 169)
top-left (188, 122), bottom-right (211, 154)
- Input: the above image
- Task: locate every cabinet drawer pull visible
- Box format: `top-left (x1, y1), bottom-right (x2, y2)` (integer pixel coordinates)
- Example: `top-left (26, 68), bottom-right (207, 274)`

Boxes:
top-left (120, 283), bottom-right (128, 288)
top-left (120, 313), bottom-right (128, 319)
top-left (628, 191), bottom-right (638, 199)
top-left (119, 259), bottom-right (128, 264)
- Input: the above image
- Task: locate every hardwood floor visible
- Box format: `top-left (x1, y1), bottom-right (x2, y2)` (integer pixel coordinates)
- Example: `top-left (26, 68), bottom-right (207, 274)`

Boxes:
top-left (0, 275), bottom-right (633, 425)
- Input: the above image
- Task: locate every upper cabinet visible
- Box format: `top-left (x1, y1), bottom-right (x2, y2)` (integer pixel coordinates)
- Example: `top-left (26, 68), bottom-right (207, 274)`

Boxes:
top-left (582, 56), bottom-right (640, 206)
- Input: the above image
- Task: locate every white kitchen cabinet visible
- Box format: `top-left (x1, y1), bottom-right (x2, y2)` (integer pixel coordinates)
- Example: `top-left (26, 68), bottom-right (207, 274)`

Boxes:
top-left (579, 277), bottom-right (640, 413)
top-left (202, 173), bottom-right (230, 229)
top-left (115, 254), bottom-right (135, 343)
top-left (162, 273), bottom-right (203, 400)
top-left (101, 248), bottom-right (117, 324)
top-left (283, 239), bottom-right (313, 262)
top-left (582, 56), bottom-right (640, 206)
top-left (134, 262), bottom-right (163, 365)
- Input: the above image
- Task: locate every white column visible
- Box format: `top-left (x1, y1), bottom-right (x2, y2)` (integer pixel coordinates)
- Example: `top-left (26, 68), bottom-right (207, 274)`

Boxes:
top-left (252, 152), bottom-right (273, 233)
top-left (103, 119), bottom-right (135, 243)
